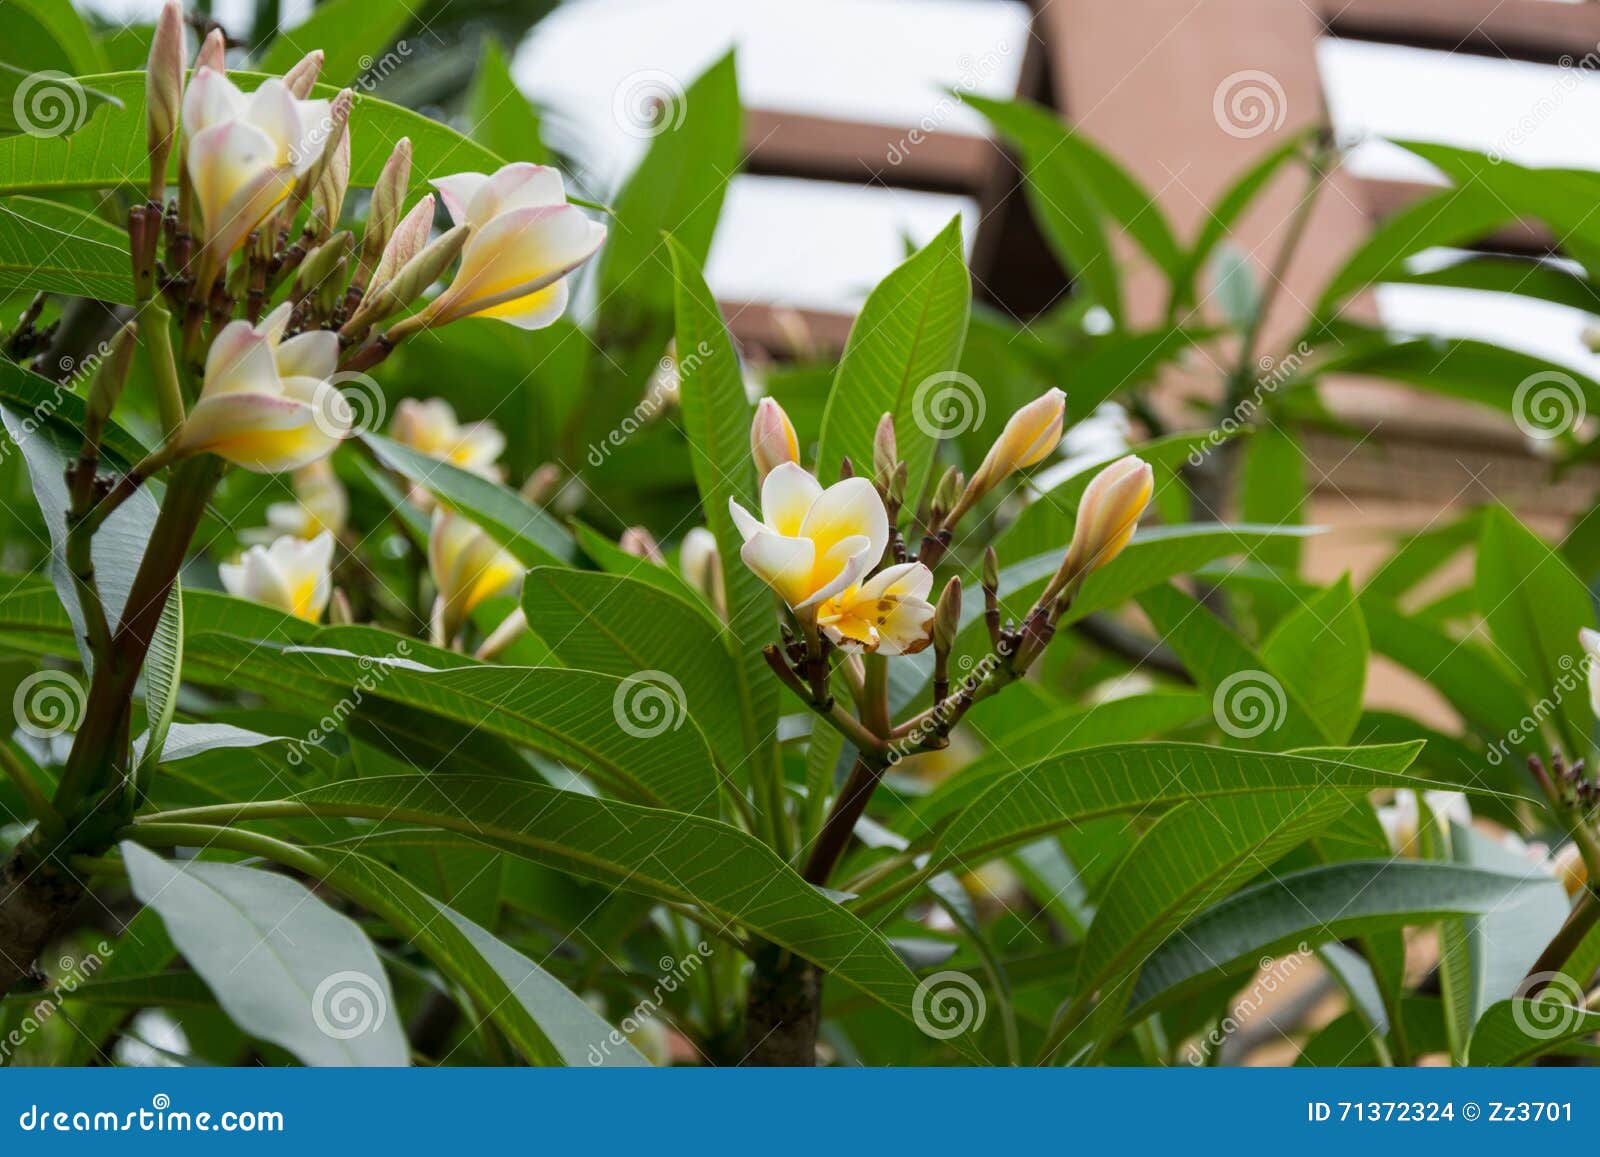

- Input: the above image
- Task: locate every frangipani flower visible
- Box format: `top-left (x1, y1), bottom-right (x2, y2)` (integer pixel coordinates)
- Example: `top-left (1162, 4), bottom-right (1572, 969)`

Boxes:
top-left (263, 459), bottom-right (348, 539)
top-left (182, 69), bottom-right (331, 277)
top-left (410, 163), bottom-right (606, 331)
top-left (429, 510), bottom-right (523, 645)
top-left (1377, 789), bottom-right (1470, 856)
top-left (1062, 455), bottom-right (1153, 578)
top-left (176, 304), bottom-right (348, 473)
top-left (817, 562), bottom-right (936, 655)
top-left (390, 398), bottom-right (505, 479)
top-left (950, 388), bottom-right (1065, 520)
top-left (220, 531), bottom-right (335, 622)
top-left (729, 463), bottom-right (888, 615)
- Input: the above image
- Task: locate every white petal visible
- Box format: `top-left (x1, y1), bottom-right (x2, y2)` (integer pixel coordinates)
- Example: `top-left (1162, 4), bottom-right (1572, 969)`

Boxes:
top-left (728, 498), bottom-right (764, 543)
top-left (857, 561), bottom-right (933, 602)
top-left (760, 462), bottom-right (822, 537)
top-left (430, 172), bottom-right (490, 227)
top-left (799, 477), bottom-right (888, 570)
top-left (276, 329), bottom-right (338, 380)
top-left (466, 163), bottom-right (567, 223)
top-left (202, 320), bottom-right (282, 398)
top-left (739, 531), bottom-right (815, 608)
top-left (181, 68), bottom-right (245, 138)
top-left (796, 536), bottom-right (872, 611)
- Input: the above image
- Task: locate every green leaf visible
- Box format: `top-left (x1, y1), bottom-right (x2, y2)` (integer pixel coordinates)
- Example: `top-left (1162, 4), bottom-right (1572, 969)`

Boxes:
top-left (1129, 860), bottom-right (1563, 1015)
top-left (1476, 506), bottom-right (1596, 759)
top-left (1384, 252), bottom-right (1600, 316)
top-left (0, 195), bottom-right (131, 301)
top-left (905, 742), bottom-right (1436, 880)
top-left (1470, 997), bottom-right (1600, 1065)
top-left (263, 774), bottom-right (979, 1059)
top-left (1260, 577), bottom-right (1368, 744)
top-left (363, 433), bottom-right (573, 568)
top-left (0, 72), bottom-right (500, 198)
top-left (0, 355), bottom-right (150, 468)
top-left (1236, 423), bottom-right (1304, 570)
top-left (1314, 182), bottom-right (1514, 314)
top-left (132, 573), bottom-right (181, 791)
top-left (520, 567), bottom-right (750, 774)
top-left (465, 39), bottom-right (547, 165)
top-left (181, 637), bottom-right (722, 816)
top-left (258, 0), bottom-right (416, 86)
top-left (0, 0), bottom-right (107, 77)
top-left (1078, 791), bottom-right (1356, 1010)
top-left (965, 96), bottom-right (1123, 323)
top-left (815, 215), bottom-right (971, 504)
top-left (121, 842), bottom-right (408, 1067)
top-left (666, 236), bottom-right (780, 804)
top-left (594, 52), bottom-right (739, 351)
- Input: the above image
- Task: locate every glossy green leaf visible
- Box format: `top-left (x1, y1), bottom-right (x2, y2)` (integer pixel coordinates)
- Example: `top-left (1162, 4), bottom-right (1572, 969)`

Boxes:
top-left (0, 195), bottom-right (130, 301)
top-left (258, 0), bottom-right (416, 86)
top-left (122, 842), bottom-right (408, 1067)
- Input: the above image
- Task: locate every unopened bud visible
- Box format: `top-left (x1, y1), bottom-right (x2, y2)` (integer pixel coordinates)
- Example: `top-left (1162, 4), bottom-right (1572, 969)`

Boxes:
top-left (84, 322), bottom-right (139, 448)
top-left (347, 223), bottom-right (469, 337)
top-left (328, 587), bottom-right (353, 625)
top-left (889, 460), bottom-right (908, 509)
top-left (196, 27), bottom-right (226, 75)
top-left (145, 1), bottom-right (185, 201)
top-left (750, 397), bottom-right (799, 482)
top-left (982, 545), bottom-right (999, 593)
top-left (520, 463), bottom-right (561, 506)
top-left (300, 90), bottom-right (352, 234)
top-left (1045, 454), bottom-right (1153, 602)
top-left (357, 138), bottom-right (413, 289)
top-left (283, 49), bottom-right (325, 98)
top-left (295, 230), bottom-right (353, 302)
top-left (619, 527), bottom-right (665, 564)
top-left (950, 387), bottom-right (1065, 524)
top-left (933, 576), bottom-right (962, 653)
top-left (872, 412), bottom-right (897, 484)
top-left (932, 466), bottom-right (961, 519)
top-left (310, 128), bottom-right (351, 238)
top-left (1584, 324), bottom-right (1600, 356)
top-left (368, 194), bottom-right (436, 296)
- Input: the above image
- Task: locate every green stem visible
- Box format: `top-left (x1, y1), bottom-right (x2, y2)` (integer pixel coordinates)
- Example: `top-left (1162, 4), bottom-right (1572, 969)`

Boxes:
top-left (0, 742), bottom-right (63, 838)
top-left (142, 302), bottom-right (188, 432)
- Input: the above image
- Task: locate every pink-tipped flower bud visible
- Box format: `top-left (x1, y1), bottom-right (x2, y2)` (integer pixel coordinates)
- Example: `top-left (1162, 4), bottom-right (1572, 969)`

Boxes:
top-left (283, 49), bottom-right (325, 98)
top-left (145, 1), bottom-right (185, 200)
top-left (750, 397), bottom-right (800, 483)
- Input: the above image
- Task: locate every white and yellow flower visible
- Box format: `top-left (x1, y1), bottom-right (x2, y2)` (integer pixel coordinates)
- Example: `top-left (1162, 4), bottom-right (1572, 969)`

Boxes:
top-left (817, 562), bottom-right (936, 655)
top-left (1062, 454), bottom-right (1153, 578)
top-left (406, 163), bottom-right (606, 331)
top-left (389, 398), bottom-right (505, 479)
top-left (1378, 789), bottom-right (1470, 857)
top-left (264, 459), bottom-right (348, 540)
top-left (1580, 627), bottom-right (1600, 719)
top-left (219, 531), bottom-right (335, 622)
top-left (950, 388), bottom-right (1065, 521)
top-left (429, 510), bottom-right (523, 645)
top-left (176, 303), bottom-right (348, 473)
top-left (182, 68), bottom-right (331, 276)
top-left (729, 463), bottom-right (888, 616)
